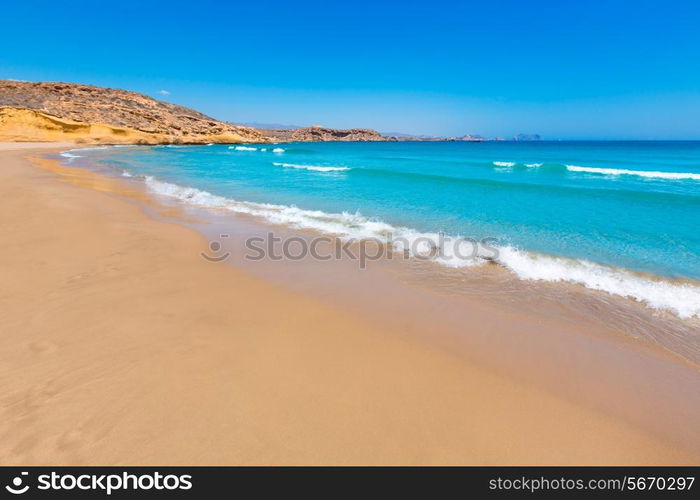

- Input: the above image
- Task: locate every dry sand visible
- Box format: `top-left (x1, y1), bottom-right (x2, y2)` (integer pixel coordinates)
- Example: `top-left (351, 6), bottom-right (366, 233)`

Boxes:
top-left (0, 143), bottom-right (698, 465)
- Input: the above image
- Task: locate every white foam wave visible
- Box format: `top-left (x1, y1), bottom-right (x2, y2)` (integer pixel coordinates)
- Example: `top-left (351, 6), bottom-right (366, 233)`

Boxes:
top-left (142, 175), bottom-right (700, 319)
top-left (272, 162), bottom-right (349, 172)
top-left (525, 163), bottom-right (542, 168)
top-left (226, 145), bottom-right (283, 153)
top-left (566, 165), bottom-right (700, 181)
top-left (497, 247), bottom-right (700, 318)
top-left (59, 152), bottom-right (83, 160)
top-left (60, 146), bottom-right (122, 161)
top-left (143, 176), bottom-right (491, 268)
top-left (493, 161), bottom-right (516, 167)
top-left (74, 146), bottom-right (110, 152)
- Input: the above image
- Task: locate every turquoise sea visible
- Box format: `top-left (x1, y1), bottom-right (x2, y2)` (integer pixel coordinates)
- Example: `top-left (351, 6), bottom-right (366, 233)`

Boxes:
top-left (60, 141), bottom-right (700, 319)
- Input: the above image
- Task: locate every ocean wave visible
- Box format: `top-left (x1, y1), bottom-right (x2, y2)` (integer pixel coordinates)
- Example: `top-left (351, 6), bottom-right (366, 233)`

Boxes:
top-left (74, 146), bottom-right (110, 152)
top-left (493, 161), bottom-right (516, 167)
top-left (525, 163), bottom-right (543, 168)
top-left (60, 146), bottom-right (121, 160)
top-left (496, 247), bottom-right (700, 318)
top-left (141, 175), bottom-right (700, 319)
top-left (566, 165), bottom-right (700, 181)
top-left (143, 175), bottom-right (492, 266)
top-left (59, 151), bottom-right (83, 160)
top-left (227, 146), bottom-right (285, 153)
top-left (272, 162), bottom-right (350, 172)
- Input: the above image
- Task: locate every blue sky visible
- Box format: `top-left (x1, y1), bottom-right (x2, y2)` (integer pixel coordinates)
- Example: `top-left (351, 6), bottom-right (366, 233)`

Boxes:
top-left (2, 0), bottom-right (699, 138)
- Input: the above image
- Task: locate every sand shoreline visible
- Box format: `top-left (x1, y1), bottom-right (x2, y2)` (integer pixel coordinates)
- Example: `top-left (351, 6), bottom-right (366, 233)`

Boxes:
top-left (1, 143), bottom-right (699, 465)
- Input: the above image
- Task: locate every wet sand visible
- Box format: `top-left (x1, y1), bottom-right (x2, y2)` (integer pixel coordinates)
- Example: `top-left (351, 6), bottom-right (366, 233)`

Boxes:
top-left (0, 143), bottom-right (698, 465)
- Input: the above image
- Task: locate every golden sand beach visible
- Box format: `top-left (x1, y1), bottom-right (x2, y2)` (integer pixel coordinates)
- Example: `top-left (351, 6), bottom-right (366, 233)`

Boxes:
top-left (1, 143), bottom-right (699, 465)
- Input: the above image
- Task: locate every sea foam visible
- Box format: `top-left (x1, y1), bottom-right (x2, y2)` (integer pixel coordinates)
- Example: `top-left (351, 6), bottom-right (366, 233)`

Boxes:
top-left (227, 146), bottom-right (285, 153)
top-left (566, 165), bottom-right (700, 181)
top-left (143, 176), bottom-right (492, 265)
top-left (496, 246), bottom-right (700, 318)
top-left (273, 162), bottom-right (349, 172)
top-left (59, 151), bottom-right (83, 160)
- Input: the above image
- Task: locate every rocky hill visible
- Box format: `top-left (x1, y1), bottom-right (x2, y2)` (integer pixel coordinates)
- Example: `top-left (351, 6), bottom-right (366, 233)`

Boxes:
top-left (0, 80), bottom-right (533, 145)
top-left (0, 80), bottom-right (266, 144)
top-left (262, 125), bottom-right (393, 142)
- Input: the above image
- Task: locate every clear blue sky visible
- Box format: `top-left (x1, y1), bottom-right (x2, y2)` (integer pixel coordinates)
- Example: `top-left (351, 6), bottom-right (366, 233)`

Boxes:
top-left (2, 0), bottom-right (699, 138)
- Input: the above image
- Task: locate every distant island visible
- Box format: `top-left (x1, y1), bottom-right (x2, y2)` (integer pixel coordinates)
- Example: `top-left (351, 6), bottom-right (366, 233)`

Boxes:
top-left (0, 80), bottom-right (541, 144)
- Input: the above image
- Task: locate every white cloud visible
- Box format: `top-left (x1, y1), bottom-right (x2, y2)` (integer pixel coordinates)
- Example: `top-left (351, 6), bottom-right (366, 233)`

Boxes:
top-left (157, 89), bottom-right (170, 96)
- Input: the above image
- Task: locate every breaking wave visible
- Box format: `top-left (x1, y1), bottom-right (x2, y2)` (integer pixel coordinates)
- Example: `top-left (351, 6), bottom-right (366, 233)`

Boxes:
top-left (497, 247), bottom-right (700, 319)
top-left (566, 165), bottom-right (700, 181)
top-left (227, 146), bottom-right (285, 153)
top-left (142, 175), bottom-right (700, 319)
top-left (272, 162), bottom-right (350, 172)
top-left (59, 152), bottom-right (83, 160)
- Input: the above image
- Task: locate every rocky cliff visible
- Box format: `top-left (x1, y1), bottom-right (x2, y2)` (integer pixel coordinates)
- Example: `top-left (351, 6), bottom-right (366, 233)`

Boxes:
top-left (0, 80), bottom-right (266, 144)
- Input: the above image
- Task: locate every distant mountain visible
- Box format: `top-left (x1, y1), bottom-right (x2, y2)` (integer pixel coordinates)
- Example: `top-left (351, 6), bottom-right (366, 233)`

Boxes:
top-left (261, 125), bottom-right (393, 142)
top-left (384, 132), bottom-right (541, 142)
top-left (240, 122), bottom-right (302, 131)
top-left (381, 131), bottom-right (426, 138)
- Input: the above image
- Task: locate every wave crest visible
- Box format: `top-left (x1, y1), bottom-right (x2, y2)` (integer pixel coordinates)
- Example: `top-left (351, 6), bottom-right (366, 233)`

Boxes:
top-left (567, 165), bottom-right (700, 181)
top-left (497, 247), bottom-right (700, 318)
top-left (272, 162), bottom-right (349, 172)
